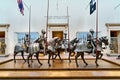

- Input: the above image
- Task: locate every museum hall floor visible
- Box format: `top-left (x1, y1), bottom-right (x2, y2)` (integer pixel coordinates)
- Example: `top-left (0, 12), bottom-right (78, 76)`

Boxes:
top-left (0, 52), bottom-right (120, 80)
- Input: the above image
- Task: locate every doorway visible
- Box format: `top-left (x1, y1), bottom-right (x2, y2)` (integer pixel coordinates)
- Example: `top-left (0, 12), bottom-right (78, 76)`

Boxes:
top-left (0, 31), bottom-right (5, 38)
top-left (110, 31), bottom-right (120, 54)
top-left (0, 31), bottom-right (5, 54)
top-left (52, 31), bottom-right (63, 40)
top-left (106, 23), bottom-right (120, 54)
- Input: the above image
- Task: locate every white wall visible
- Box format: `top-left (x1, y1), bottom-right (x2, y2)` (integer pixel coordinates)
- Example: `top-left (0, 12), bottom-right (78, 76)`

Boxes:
top-left (0, 0), bottom-right (120, 54)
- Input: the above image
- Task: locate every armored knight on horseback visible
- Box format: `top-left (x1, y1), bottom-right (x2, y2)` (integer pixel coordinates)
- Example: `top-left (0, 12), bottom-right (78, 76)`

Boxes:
top-left (87, 29), bottom-right (96, 56)
top-left (34, 29), bottom-right (46, 54)
top-left (74, 29), bottom-right (108, 67)
top-left (24, 34), bottom-right (30, 53)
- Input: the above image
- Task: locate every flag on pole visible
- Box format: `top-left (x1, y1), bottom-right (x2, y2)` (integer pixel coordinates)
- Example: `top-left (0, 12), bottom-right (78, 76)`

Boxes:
top-left (90, 0), bottom-right (96, 15)
top-left (17, 0), bottom-right (24, 15)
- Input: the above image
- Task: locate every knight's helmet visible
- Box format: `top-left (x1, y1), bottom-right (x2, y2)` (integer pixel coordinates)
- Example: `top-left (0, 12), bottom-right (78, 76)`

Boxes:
top-left (89, 29), bottom-right (94, 35)
top-left (41, 29), bottom-right (46, 34)
top-left (24, 33), bottom-right (29, 40)
top-left (25, 33), bottom-right (29, 37)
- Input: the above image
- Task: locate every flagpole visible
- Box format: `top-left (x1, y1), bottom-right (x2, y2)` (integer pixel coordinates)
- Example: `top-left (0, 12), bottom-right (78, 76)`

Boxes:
top-left (96, 0), bottom-right (98, 55)
top-left (67, 6), bottom-right (70, 54)
top-left (29, 6), bottom-right (31, 45)
top-left (46, 0), bottom-right (49, 50)
top-left (114, 3), bottom-right (120, 9)
top-left (23, 1), bottom-right (31, 45)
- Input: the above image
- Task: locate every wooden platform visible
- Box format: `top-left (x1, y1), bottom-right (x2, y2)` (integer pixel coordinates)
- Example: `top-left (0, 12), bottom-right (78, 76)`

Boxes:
top-left (0, 59), bottom-right (120, 79)
top-left (0, 53), bottom-right (120, 79)
top-left (0, 59), bottom-right (120, 70)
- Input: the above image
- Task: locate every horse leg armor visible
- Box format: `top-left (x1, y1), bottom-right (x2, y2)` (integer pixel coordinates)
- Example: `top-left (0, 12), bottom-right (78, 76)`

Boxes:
top-left (48, 51), bottom-right (52, 67)
top-left (21, 51), bottom-right (26, 62)
top-left (75, 52), bottom-right (81, 67)
top-left (68, 50), bottom-right (72, 62)
top-left (95, 52), bottom-right (100, 66)
top-left (81, 52), bottom-right (88, 66)
top-left (14, 51), bottom-right (26, 63)
top-left (27, 53), bottom-right (34, 67)
top-left (35, 52), bottom-right (43, 66)
top-left (14, 51), bottom-right (17, 63)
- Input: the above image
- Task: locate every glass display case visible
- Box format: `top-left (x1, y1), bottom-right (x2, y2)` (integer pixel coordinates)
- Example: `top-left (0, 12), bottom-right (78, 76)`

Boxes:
top-left (16, 32), bottom-right (39, 44)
